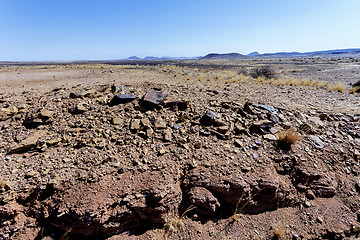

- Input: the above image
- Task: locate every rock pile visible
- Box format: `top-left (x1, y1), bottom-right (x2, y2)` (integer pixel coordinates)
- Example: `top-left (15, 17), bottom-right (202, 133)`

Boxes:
top-left (0, 82), bottom-right (359, 239)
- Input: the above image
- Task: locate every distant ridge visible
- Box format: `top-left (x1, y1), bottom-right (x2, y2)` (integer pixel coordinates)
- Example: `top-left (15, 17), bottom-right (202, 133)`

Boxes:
top-left (247, 51), bottom-right (260, 56)
top-left (126, 56), bottom-right (141, 60)
top-left (199, 48), bottom-right (360, 60)
top-left (200, 53), bottom-right (246, 60)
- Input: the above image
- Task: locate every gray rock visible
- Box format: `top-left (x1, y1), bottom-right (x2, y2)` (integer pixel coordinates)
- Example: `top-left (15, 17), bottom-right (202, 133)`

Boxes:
top-left (308, 135), bottom-right (326, 149)
top-left (200, 110), bottom-right (217, 126)
top-left (142, 90), bottom-right (168, 105)
top-left (108, 94), bottom-right (136, 106)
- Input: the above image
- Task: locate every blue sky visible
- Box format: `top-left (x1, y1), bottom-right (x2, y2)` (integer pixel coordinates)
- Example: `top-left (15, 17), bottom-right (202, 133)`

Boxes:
top-left (1, 0), bottom-right (359, 60)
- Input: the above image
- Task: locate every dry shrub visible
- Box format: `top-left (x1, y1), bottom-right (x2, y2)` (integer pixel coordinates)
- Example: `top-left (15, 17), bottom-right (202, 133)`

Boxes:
top-left (164, 206), bottom-right (196, 235)
top-left (273, 226), bottom-right (286, 239)
top-left (301, 79), bottom-right (312, 86)
top-left (277, 129), bottom-right (301, 150)
top-left (350, 80), bottom-right (360, 93)
top-left (328, 82), bottom-right (345, 92)
top-left (316, 81), bottom-right (327, 89)
top-left (273, 78), bottom-right (289, 86)
top-left (350, 86), bottom-right (360, 94)
top-left (250, 65), bottom-right (275, 79)
top-left (289, 78), bottom-right (301, 86)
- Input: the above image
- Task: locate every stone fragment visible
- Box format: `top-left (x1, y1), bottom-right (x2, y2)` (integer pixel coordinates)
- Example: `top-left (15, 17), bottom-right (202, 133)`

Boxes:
top-left (200, 110), bottom-right (216, 126)
top-left (263, 134), bottom-right (277, 141)
top-left (111, 117), bottom-right (122, 125)
top-left (8, 130), bottom-right (46, 154)
top-left (217, 125), bottom-right (229, 134)
top-left (308, 135), bottom-right (326, 149)
top-left (23, 118), bottom-right (43, 128)
top-left (142, 90), bottom-right (168, 105)
top-left (47, 138), bottom-right (61, 146)
top-left (163, 128), bottom-right (172, 142)
top-left (234, 139), bottom-right (243, 147)
top-left (158, 148), bottom-right (167, 155)
top-left (141, 118), bottom-right (151, 129)
top-left (0, 106), bottom-right (18, 121)
top-left (249, 120), bottom-right (274, 134)
top-left (108, 94), bottom-right (136, 106)
top-left (194, 141), bottom-right (202, 149)
top-left (308, 116), bottom-right (324, 127)
top-left (69, 104), bottom-right (87, 114)
top-left (39, 109), bottom-right (53, 119)
top-left (154, 118), bottom-right (166, 129)
top-left (188, 187), bottom-right (220, 214)
top-left (130, 119), bottom-right (141, 131)
top-left (69, 92), bottom-right (83, 98)
top-left (253, 104), bottom-right (277, 113)
top-left (75, 104), bottom-right (87, 113)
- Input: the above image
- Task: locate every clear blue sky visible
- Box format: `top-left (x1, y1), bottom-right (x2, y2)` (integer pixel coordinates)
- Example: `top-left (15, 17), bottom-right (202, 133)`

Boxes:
top-left (1, 0), bottom-right (359, 60)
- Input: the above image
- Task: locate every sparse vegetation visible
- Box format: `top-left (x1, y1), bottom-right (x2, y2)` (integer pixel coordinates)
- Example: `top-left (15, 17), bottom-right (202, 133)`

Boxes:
top-left (273, 225), bottom-right (286, 239)
top-left (164, 206), bottom-right (196, 235)
top-left (277, 129), bottom-right (301, 150)
top-left (350, 80), bottom-right (360, 93)
top-left (250, 65), bottom-right (276, 79)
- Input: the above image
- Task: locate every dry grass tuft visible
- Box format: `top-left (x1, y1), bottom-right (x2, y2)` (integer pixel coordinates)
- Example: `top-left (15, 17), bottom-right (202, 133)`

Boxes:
top-left (277, 129), bottom-right (301, 150)
top-left (273, 226), bottom-right (286, 239)
top-left (164, 206), bottom-right (196, 235)
top-left (350, 86), bottom-right (360, 94)
top-left (328, 82), bottom-right (345, 92)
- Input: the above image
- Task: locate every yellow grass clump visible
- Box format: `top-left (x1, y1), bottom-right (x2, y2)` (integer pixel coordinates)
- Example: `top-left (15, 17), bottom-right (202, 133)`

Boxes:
top-left (277, 129), bottom-right (301, 150)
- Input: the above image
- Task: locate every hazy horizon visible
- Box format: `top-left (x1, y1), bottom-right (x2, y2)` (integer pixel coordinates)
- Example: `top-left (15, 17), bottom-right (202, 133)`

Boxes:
top-left (1, 0), bottom-right (360, 61)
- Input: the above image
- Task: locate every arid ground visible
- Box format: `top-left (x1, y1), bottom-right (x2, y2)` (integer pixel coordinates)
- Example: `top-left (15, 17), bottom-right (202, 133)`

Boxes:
top-left (0, 58), bottom-right (359, 239)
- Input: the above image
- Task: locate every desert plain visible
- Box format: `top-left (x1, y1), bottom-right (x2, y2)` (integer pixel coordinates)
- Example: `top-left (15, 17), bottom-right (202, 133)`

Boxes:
top-left (0, 57), bottom-right (359, 239)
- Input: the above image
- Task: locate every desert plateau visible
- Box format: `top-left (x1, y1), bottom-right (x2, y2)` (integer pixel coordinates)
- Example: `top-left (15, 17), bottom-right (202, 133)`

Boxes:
top-left (0, 57), bottom-right (359, 240)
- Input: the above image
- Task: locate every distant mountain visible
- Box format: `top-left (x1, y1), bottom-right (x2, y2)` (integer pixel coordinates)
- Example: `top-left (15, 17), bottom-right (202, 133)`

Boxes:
top-left (143, 56), bottom-right (160, 60)
top-left (200, 53), bottom-right (246, 60)
top-left (260, 48), bottom-right (360, 58)
top-left (200, 48), bottom-right (360, 59)
top-left (126, 56), bottom-right (141, 60)
top-left (247, 51), bottom-right (260, 56)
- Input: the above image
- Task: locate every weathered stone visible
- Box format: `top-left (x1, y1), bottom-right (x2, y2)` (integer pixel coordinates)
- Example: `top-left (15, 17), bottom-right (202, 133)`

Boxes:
top-left (47, 138), bottom-right (61, 146)
top-left (76, 104), bottom-right (87, 113)
top-left (111, 117), bottom-right (122, 125)
top-left (23, 117), bottom-right (44, 128)
top-left (142, 90), bottom-right (168, 105)
top-left (108, 94), bottom-right (136, 106)
top-left (154, 118), bottom-right (166, 129)
top-left (263, 134), bottom-right (277, 141)
top-left (0, 106), bottom-right (18, 121)
top-left (194, 141), bottom-right (202, 149)
top-left (39, 109), bottom-right (53, 118)
top-left (308, 135), bottom-right (326, 149)
top-left (200, 110), bottom-right (216, 126)
top-left (308, 116), bottom-right (324, 127)
top-left (69, 104), bottom-right (87, 114)
top-left (130, 119), bottom-right (141, 131)
top-left (141, 118), bottom-right (151, 129)
top-left (8, 130), bottom-right (46, 154)
top-left (69, 92), bottom-right (83, 98)
top-left (217, 125), bottom-right (229, 134)
top-left (249, 120), bottom-right (274, 134)
top-left (163, 128), bottom-right (172, 142)
top-left (188, 187), bottom-right (220, 214)
top-left (253, 104), bottom-right (277, 114)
